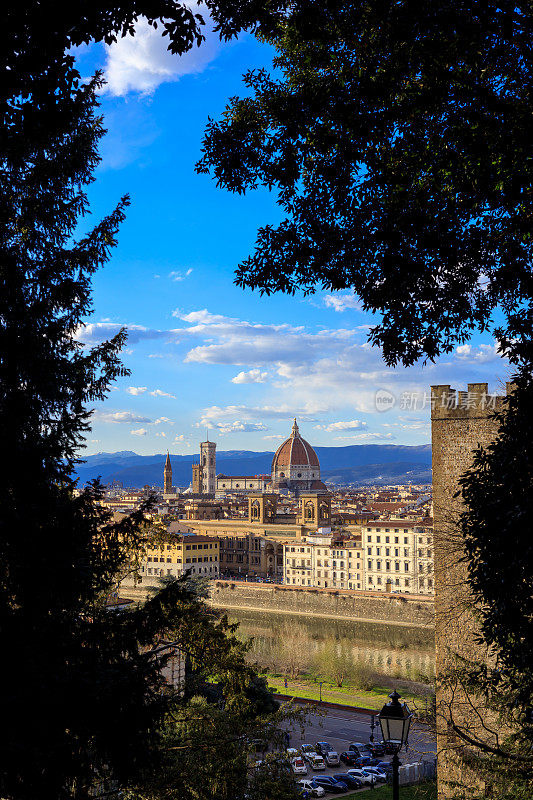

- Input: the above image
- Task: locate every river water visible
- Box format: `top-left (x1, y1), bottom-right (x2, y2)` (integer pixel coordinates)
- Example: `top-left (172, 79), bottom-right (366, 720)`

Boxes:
top-left (226, 608), bottom-right (435, 684)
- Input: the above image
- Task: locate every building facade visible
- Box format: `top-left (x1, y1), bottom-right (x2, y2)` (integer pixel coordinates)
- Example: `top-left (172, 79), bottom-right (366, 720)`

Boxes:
top-left (139, 533), bottom-right (220, 583)
top-left (363, 520), bottom-right (434, 595)
top-left (215, 474), bottom-right (270, 496)
top-left (283, 535), bottom-right (363, 590)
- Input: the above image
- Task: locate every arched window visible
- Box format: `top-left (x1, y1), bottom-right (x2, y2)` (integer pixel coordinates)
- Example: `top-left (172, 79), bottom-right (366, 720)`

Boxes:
top-left (305, 501), bottom-right (315, 520)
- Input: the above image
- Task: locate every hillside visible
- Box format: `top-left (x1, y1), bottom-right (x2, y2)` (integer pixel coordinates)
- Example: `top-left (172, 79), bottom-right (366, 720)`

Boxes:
top-left (74, 444), bottom-right (431, 488)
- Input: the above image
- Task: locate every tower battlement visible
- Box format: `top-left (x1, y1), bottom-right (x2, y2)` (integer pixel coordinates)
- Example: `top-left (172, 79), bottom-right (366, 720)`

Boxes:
top-left (431, 382), bottom-right (514, 420)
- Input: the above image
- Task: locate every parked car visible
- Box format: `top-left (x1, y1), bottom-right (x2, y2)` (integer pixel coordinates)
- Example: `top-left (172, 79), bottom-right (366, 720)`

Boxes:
top-left (309, 755), bottom-right (326, 771)
top-left (312, 776), bottom-right (349, 793)
top-left (362, 767), bottom-right (387, 783)
top-left (346, 768), bottom-right (373, 786)
top-left (378, 739), bottom-right (398, 755)
top-left (339, 751), bottom-right (359, 766)
top-left (292, 757), bottom-right (308, 775)
top-left (368, 740), bottom-right (386, 757)
top-left (324, 750), bottom-right (340, 767)
top-left (297, 779), bottom-right (325, 797)
top-left (375, 761), bottom-right (395, 775)
top-left (348, 742), bottom-right (372, 758)
top-left (354, 755), bottom-right (380, 768)
top-left (300, 744), bottom-right (317, 763)
top-left (315, 741), bottom-right (332, 756)
top-left (332, 773), bottom-right (363, 789)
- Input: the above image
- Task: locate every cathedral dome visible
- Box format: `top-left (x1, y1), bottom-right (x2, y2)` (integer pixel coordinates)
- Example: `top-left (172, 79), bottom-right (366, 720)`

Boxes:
top-left (271, 419), bottom-right (321, 492)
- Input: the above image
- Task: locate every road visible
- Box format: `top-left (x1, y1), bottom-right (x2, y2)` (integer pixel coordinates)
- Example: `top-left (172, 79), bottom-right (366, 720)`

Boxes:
top-left (281, 703), bottom-right (436, 797)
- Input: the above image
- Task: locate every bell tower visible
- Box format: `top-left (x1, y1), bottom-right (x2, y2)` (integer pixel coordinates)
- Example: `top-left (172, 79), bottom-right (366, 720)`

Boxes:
top-left (199, 435), bottom-right (216, 495)
top-left (164, 452), bottom-right (173, 494)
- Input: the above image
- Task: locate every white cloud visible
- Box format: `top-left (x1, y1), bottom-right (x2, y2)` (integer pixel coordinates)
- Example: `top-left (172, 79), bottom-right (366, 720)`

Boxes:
top-left (197, 404), bottom-right (319, 425)
top-left (180, 309), bottom-right (355, 366)
top-left (324, 293), bottom-right (361, 312)
top-left (263, 434), bottom-right (284, 441)
top-left (231, 369), bottom-right (269, 384)
top-left (176, 308), bottom-right (229, 324)
top-left (126, 386), bottom-right (147, 396)
top-left (150, 389), bottom-right (177, 398)
top-left (77, 322), bottom-right (170, 345)
top-left (104, 13), bottom-right (220, 97)
top-left (174, 434), bottom-right (186, 442)
top-left (334, 432), bottom-right (396, 442)
top-left (154, 417), bottom-right (173, 425)
top-left (131, 428), bottom-right (148, 436)
top-left (169, 268), bottom-right (193, 282)
top-left (455, 343), bottom-right (502, 363)
top-left (155, 431), bottom-right (167, 437)
top-left (206, 421), bottom-right (268, 434)
top-left (93, 410), bottom-right (152, 424)
top-left (315, 420), bottom-right (368, 432)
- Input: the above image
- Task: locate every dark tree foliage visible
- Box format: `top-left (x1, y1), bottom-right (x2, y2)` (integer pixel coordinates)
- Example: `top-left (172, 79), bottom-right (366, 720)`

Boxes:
top-left (0, 6), bottom-right (306, 794)
top-left (197, 0), bottom-right (533, 366)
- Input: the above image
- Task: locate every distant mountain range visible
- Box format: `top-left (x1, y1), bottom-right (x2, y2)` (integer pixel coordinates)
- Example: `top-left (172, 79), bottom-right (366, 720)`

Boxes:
top-left (74, 444), bottom-right (432, 488)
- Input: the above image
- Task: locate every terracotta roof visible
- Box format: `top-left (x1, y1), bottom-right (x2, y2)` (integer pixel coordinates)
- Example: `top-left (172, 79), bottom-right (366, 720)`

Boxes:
top-left (271, 419), bottom-right (320, 471)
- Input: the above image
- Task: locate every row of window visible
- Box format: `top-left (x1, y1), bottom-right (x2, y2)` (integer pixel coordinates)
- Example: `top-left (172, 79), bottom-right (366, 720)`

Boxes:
top-left (366, 527), bottom-right (430, 534)
top-left (145, 564), bottom-right (219, 576)
top-left (366, 535), bottom-right (432, 544)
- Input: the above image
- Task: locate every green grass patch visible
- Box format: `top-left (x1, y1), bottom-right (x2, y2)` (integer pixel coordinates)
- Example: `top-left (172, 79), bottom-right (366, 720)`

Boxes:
top-left (267, 675), bottom-right (430, 711)
top-left (342, 781), bottom-right (436, 800)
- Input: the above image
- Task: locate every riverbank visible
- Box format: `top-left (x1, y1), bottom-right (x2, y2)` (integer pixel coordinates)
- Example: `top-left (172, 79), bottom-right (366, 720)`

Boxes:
top-left (267, 674), bottom-right (434, 712)
top-left (209, 582), bottom-right (434, 630)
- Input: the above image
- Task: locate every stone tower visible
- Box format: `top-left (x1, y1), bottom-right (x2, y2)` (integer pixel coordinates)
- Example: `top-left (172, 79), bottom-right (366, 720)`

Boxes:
top-left (163, 451), bottom-right (173, 494)
top-left (199, 436), bottom-right (216, 495)
top-left (431, 382), bottom-right (512, 797)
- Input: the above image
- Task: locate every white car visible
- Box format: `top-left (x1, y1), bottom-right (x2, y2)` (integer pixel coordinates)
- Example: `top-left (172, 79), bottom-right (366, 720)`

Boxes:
top-left (347, 768), bottom-right (373, 786)
top-left (309, 754), bottom-right (326, 771)
top-left (292, 756), bottom-right (308, 775)
top-left (324, 750), bottom-right (340, 766)
top-left (297, 779), bottom-right (325, 798)
top-left (363, 767), bottom-right (387, 782)
top-left (300, 744), bottom-right (317, 763)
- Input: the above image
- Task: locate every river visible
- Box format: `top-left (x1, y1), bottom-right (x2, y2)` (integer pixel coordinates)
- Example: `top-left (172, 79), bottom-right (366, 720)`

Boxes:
top-left (226, 608), bottom-right (435, 684)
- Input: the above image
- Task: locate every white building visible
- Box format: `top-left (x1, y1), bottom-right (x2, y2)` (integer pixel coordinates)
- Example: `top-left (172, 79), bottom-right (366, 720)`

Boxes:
top-left (363, 520), bottom-right (434, 594)
top-left (283, 535), bottom-right (364, 590)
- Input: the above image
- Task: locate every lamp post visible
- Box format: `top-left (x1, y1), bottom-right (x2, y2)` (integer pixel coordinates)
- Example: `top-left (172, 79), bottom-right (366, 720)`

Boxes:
top-left (377, 690), bottom-right (413, 800)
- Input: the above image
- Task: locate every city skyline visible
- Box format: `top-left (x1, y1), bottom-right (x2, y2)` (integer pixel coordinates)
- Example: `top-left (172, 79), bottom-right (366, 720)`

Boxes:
top-left (75, 18), bottom-right (508, 456)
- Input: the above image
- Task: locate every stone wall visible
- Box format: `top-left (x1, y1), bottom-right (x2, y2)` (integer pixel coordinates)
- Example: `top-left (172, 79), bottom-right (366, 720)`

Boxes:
top-left (208, 581), bottom-right (434, 629)
top-left (431, 382), bottom-right (511, 797)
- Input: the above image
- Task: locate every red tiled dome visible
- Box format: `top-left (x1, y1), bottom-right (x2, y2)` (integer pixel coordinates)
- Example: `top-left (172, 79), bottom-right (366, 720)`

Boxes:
top-left (271, 419), bottom-right (320, 472)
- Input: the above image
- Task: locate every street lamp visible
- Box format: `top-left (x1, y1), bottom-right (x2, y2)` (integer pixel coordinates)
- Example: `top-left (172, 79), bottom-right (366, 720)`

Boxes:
top-left (378, 690), bottom-right (413, 800)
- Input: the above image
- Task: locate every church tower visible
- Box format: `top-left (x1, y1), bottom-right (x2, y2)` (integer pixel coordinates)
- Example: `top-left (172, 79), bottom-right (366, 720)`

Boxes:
top-left (164, 451), bottom-right (173, 494)
top-left (199, 436), bottom-right (216, 495)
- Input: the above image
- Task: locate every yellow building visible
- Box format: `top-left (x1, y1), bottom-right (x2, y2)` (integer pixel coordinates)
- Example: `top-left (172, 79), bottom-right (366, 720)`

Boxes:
top-left (121, 533), bottom-right (220, 590)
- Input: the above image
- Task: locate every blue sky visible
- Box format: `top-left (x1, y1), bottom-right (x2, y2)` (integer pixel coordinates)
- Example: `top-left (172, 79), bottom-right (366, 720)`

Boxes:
top-left (75, 16), bottom-right (509, 456)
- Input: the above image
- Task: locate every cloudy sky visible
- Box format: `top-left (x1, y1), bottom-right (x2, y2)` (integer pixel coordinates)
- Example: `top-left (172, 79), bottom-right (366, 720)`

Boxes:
top-left (75, 15), bottom-right (508, 456)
